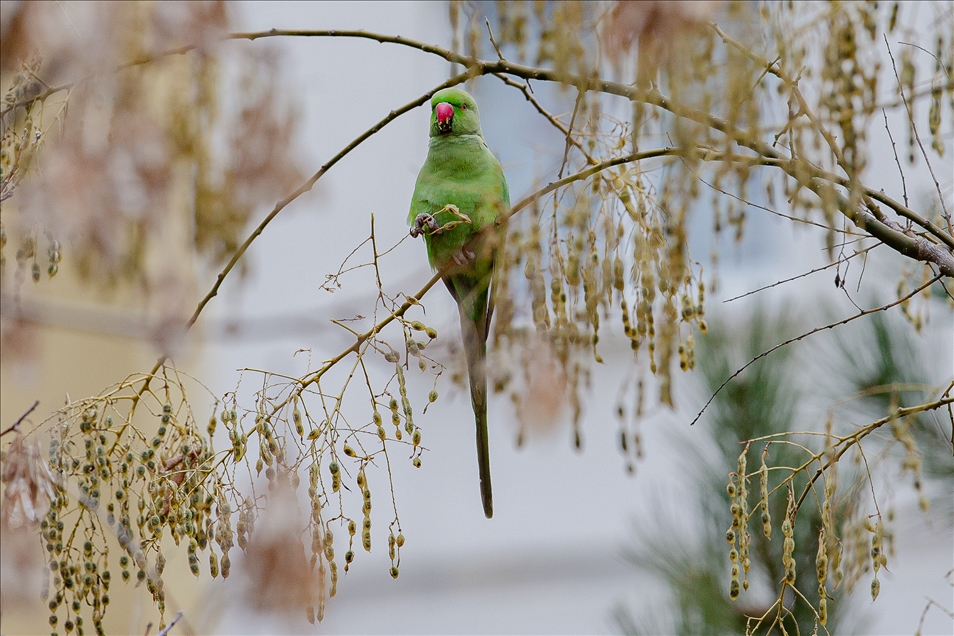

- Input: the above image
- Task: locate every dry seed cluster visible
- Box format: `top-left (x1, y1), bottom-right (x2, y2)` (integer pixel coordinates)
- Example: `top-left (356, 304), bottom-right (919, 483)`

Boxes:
top-left (247, 321), bottom-right (438, 615)
top-left (869, 519), bottom-right (886, 601)
top-left (492, 160), bottom-right (709, 441)
top-left (758, 451), bottom-right (771, 539)
top-left (40, 386), bottom-right (229, 634)
top-left (888, 407), bottom-right (929, 512)
top-left (781, 489), bottom-right (796, 588)
top-left (613, 379), bottom-right (645, 474)
top-left (725, 448), bottom-right (753, 600)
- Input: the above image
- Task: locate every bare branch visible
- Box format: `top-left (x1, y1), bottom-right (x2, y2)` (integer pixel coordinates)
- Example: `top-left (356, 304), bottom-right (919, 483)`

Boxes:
top-left (0, 400), bottom-right (40, 437)
top-left (722, 245), bottom-right (878, 304)
top-left (793, 388), bottom-right (954, 514)
top-left (276, 147), bottom-right (683, 411)
top-left (690, 273), bottom-right (943, 426)
top-left (157, 611), bottom-right (184, 636)
top-left (122, 70), bottom-right (473, 436)
top-left (882, 108), bottom-right (909, 209)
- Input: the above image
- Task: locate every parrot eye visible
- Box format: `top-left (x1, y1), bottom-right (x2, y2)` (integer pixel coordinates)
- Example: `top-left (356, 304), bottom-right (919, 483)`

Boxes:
top-left (461, 103), bottom-right (468, 110)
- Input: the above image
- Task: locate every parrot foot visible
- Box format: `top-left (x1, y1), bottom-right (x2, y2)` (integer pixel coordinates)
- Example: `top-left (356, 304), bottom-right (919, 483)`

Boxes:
top-left (411, 213), bottom-right (441, 238)
top-left (452, 249), bottom-right (476, 266)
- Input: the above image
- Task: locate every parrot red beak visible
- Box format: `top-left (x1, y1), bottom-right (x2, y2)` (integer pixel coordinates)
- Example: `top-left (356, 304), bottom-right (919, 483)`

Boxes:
top-left (435, 102), bottom-right (454, 132)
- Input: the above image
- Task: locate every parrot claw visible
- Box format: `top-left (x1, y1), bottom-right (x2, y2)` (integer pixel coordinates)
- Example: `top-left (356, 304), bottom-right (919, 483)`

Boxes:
top-left (411, 213), bottom-right (441, 238)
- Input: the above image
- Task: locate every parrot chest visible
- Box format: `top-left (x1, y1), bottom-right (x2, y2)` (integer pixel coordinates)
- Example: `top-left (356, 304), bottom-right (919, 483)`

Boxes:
top-left (411, 138), bottom-right (507, 271)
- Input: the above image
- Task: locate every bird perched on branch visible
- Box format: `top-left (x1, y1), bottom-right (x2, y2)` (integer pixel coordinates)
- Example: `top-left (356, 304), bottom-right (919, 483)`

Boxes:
top-left (409, 87), bottom-right (509, 518)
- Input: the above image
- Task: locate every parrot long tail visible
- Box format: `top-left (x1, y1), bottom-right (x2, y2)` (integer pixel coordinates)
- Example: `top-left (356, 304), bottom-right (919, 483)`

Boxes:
top-left (458, 294), bottom-right (493, 519)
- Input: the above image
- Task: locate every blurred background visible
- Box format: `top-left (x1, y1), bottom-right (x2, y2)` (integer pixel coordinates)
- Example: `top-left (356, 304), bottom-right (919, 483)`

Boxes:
top-left (1, 2), bottom-right (951, 635)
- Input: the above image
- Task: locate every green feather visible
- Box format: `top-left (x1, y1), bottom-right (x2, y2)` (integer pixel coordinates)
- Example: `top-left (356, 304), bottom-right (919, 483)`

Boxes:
top-left (409, 87), bottom-right (508, 518)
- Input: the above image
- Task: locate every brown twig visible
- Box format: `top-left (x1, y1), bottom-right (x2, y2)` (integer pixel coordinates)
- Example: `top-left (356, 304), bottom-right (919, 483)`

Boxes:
top-left (722, 245), bottom-right (878, 303)
top-left (0, 399), bottom-right (39, 437)
top-left (266, 146), bottom-right (682, 418)
top-left (690, 273), bottom-right (943, 425)
top-left (793, 389), bottom-right (954, 514)
top-left (882, 108), bottom-right (909, 209)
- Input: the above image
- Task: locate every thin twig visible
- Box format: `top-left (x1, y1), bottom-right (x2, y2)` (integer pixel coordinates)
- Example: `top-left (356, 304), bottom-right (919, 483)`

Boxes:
top-left (884, 35), bottom-right (951, 228)
top-left (559, 89), bottom-right (587, 178)
top-left (484, 18), bottom-right (504, 61)
top-left (793, 390), bottom-right (954, 514)
top-left (899, 42), bottom-right (953, 80)
top-left (0, 399), bottom-right (40, 437)
top-left (690, 273), bottom-right (943, 425)
top-left (882, 108), bottom-right (909, 209)
top-left (915, 597), bottom-right (954, 636)
top-left (723, 245), bottom-right (877, 303)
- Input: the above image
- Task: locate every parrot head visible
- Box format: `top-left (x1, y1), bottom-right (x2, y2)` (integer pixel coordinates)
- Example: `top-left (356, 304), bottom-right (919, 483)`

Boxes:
top-left (430, 87), bottom-right (482, 137)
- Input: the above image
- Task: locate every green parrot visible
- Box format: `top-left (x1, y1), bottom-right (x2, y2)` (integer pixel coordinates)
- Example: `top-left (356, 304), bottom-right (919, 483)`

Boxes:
top-left (408, 87), bottom-right (509, 519)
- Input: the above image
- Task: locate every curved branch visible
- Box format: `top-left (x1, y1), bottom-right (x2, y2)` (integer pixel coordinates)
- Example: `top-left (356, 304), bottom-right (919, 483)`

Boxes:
top-left (0, 400), bottom-right (40, 437)
top-left (278, 147), bottom-right (682, 409)
top-left (10, 27), bottom-right (949, 275)
top-left (793, 388), bottom-right (954, 514)
top-left (124, 70), bottom-right (473, 424)
top-left (227, 29), bottom-right (954, 269)
top-left (689, 273), bottom-right (943, 426)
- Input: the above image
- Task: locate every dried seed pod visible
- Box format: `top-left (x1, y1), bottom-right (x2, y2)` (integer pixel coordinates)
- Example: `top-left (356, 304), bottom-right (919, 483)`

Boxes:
top-left (759, 452), bottom-right (771, 538)
top-left (293, 407), bottom-right (303, 436)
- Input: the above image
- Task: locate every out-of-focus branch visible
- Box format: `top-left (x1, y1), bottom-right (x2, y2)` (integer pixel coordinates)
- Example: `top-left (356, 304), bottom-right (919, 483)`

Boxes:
top-left (0, 399), bottom-right (39, 437)
top-left (0, 43), bottom-right (201, 119)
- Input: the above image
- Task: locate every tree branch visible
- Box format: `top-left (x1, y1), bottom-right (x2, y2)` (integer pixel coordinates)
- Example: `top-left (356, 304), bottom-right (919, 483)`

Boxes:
top-left (0, 400), bottom-right (39, 437)
top-left (124, 70), bottom-right (473, 427)
top-left (277, 147), bottom-right (682, 410)
top-left (11, 27), bottom-right (950, 275)
top-left (793, 388), bottom-right (954, 514)
top-left (689, 273), bottom-right (943, 426)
